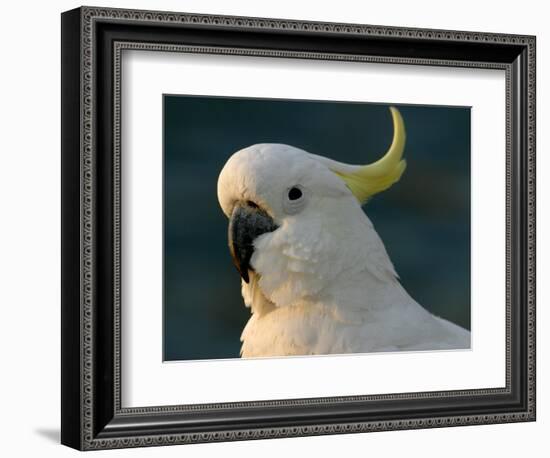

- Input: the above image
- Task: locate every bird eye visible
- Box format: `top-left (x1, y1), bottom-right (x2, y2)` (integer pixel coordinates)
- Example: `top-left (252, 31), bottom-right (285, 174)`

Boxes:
top-left (288, 187), bottom-right (303, 201)
top-left (283, 185), bottom-right (306, 215)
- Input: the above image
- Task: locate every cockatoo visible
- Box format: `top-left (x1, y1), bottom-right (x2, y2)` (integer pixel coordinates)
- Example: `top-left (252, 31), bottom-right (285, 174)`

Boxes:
top-left (217, 107), bottom-right (470, 358)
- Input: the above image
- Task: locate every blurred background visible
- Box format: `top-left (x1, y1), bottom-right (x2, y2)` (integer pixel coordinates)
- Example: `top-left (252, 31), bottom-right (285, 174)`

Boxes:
top-left (164, 96), bottom-right (470, 361)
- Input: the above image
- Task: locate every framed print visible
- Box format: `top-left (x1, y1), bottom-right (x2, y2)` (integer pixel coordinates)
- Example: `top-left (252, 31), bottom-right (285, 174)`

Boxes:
top-left (61, 6), bottom-right (536, 450)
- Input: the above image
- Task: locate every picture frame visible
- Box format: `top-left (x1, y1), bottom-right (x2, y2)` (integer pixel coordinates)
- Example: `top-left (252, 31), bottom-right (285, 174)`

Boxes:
top-left (61, 5), bottom-right (536, 450)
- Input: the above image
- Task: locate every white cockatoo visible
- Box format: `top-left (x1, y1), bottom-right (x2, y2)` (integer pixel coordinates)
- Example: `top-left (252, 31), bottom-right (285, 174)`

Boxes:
top-left (217, 107), bottom-right (470, 358)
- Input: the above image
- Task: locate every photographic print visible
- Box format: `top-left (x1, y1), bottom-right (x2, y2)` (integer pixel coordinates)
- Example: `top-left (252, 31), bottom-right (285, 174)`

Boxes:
top-left (163, 96), bottom-right (471, 361)
top-left (61, 8), bottom-right (536, 448)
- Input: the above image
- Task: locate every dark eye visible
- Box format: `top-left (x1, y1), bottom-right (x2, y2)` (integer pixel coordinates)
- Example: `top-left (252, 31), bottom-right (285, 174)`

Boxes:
top-left (288, 187), bottom-right (303, 201)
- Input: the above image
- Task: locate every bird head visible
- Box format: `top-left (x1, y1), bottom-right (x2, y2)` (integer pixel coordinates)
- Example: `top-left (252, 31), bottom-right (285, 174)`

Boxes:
top-left (217, 107), bottom-right (406, 308)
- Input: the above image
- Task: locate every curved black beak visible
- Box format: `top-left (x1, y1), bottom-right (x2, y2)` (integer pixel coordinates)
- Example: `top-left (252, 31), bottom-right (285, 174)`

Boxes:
top-left (228, 202), bottom-right (278, 283)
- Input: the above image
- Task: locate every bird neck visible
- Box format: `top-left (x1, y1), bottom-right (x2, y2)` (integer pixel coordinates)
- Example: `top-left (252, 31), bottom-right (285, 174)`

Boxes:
top-left (327, 268), bottom-right (412, 315)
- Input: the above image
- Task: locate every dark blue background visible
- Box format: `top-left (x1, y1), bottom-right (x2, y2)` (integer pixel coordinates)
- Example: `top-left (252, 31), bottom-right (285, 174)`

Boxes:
top-left (163, 96), bottom-right (471, 361)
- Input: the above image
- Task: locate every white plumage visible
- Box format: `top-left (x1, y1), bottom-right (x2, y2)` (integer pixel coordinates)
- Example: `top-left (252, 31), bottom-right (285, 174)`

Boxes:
top-left (217, 109), bottom-right (470, 358)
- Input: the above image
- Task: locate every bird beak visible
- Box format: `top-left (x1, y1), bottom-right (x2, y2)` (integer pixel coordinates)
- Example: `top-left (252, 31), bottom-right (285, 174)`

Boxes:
top-left (228, 202), bottom-right (278, 283)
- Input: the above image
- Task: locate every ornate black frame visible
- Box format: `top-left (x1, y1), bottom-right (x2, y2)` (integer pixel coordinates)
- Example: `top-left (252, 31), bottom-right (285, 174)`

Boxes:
top-left (61, 6), bottom-right (536, 450)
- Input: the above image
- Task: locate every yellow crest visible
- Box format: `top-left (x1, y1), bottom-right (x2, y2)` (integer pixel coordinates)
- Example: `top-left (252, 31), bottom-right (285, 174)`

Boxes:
top-left (315, 107), bottom-right (407, 204)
